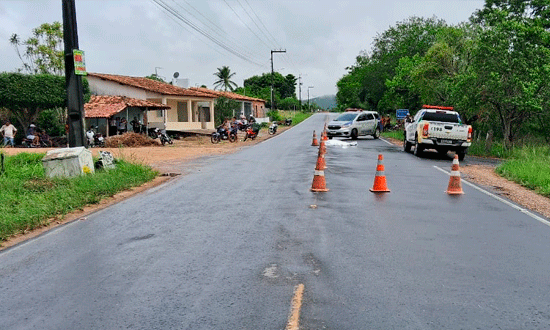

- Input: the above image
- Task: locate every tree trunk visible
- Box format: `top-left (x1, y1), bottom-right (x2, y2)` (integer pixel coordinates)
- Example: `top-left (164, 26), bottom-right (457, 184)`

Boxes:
top-left (503, 120), bottom-right (512, 149)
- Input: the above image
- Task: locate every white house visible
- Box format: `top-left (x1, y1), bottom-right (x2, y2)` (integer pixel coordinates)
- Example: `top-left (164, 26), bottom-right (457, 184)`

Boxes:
top-left (87, 73), bottom-right (217, 131)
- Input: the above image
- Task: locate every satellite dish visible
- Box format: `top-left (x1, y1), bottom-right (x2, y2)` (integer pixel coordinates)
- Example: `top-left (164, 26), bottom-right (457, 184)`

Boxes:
top-left (173, 72), bottom-right (180, 78)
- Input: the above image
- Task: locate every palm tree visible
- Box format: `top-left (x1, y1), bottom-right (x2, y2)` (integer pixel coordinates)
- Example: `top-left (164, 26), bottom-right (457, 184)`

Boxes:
top-left (213, 66), bottom-right (238, 91)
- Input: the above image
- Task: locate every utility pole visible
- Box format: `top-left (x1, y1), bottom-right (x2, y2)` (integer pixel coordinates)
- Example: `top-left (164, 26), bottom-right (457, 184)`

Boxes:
top-left (270, 49), bottom-right (286, 110)
top-left (298, 74), bottom-right (302, 111)
top-left (62, 0), bottom-right (85, 147)
top-left (307, 86), bottom-right (314, 112)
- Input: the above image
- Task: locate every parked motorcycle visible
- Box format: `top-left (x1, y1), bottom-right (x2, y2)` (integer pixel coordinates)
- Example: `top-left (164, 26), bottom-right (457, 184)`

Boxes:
top-left (86, 127), bottom-right (105, 147)
top-left (211, 126), bottom-right (237, 144)
top-left (22, 137), bottom-right (51, 148)
top-left (152, 128), bottom-right (173, 146)
top-left (268, 122), bottom-right (278, 135)
top-left (243, 123), bottom-right (260, 141)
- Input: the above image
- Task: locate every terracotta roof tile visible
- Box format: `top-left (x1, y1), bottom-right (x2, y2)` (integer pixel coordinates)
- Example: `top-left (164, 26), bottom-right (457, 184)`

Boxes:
top-left (84, 95), bottom-right (170, 118)
top-left (188, 87), bottom-right (266, 103)
top-left (87, 73), bottom-right (216, 98)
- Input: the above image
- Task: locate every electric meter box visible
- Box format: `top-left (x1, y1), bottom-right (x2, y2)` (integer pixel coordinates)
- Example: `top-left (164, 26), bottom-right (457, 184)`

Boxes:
top-left (42, 147), bottom-right (95, 178)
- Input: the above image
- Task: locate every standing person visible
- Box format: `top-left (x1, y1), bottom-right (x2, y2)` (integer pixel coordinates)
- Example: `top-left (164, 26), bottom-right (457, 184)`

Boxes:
top-left (385, 115), bottom-right (392, 130)
top-left (118, 117), bottom-right (127, 135)
top-left (109, 117), bottom-right (117, 136)
top-left (130, 117), bottom-right (141, 133)
top-left (0, 120), bottom-right (17, 147)
top-left (379, 116), bottom-right (386, 132)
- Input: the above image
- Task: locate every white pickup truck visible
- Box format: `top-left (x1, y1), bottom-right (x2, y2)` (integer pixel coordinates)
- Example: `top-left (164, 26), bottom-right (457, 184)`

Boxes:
top-left (403, 106), bottom-right (472, 160)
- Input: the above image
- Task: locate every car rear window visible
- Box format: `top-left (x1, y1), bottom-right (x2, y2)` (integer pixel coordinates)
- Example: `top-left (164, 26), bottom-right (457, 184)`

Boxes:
top-left (335, 113), bottom-right (358, 121)
top-left (422, 111), bottom-right (460, 123)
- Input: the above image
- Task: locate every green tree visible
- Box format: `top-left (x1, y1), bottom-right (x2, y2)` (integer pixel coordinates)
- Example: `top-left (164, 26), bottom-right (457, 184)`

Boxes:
top-left (10, 22), bottom-right (64, 75)
top-left (0, 73), bottom-right (90, 135)
top-left (467, 0), bottom-right (550, 146)
top-left (214, 96), bottom-right (240, 126)
top-left (336, 16), bottom-right (448, 111)
top-left (145, 74), bottom-right (166, 83)
top-left (213, 66), bottom-right (238, 91)
top-left (277, 97), bottom-right (300, 110)
top-left (241, 72), bottom-right (297, 108)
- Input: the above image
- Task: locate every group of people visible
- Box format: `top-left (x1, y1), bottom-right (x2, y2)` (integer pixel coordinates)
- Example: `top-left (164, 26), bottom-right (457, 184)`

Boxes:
top-left (0, 120), bottom-right (51, 147)
top-left (379, 115), bottom-right (393, 131)
top-left (108, 116), bottom-right (147, 136)
top-left (108, 117), bottom-right (130, 136)
top-left (219, 115), bottom-right (256, 132)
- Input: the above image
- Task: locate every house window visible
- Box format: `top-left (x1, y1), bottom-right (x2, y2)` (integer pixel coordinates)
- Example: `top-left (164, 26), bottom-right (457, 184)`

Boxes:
top-left (157, 110), bottom-right (163, 117)
top-left (177, 102), bottom-right (188, 122)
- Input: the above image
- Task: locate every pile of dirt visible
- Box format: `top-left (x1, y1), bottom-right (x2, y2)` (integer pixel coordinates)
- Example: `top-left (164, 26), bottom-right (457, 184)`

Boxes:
top-left (105, 132), bottom-right (160, 148)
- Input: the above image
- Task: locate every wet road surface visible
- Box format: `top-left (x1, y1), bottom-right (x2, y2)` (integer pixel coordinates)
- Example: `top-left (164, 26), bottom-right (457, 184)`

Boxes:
top-left (2, 113), bottom-right (550, 329)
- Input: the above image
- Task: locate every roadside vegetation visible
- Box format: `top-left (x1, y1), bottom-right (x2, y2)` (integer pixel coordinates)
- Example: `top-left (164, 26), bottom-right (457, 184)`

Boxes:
top-left (0, 152), bottom-right (158, 242)
top-left (339, 1), bottom-right (550, 198)
top-left (381, 130), bottom-right (403, 141)
top-left (495, 147), bottom-right (550, 198)
top-left (337, 1), bottom-right (550, 151)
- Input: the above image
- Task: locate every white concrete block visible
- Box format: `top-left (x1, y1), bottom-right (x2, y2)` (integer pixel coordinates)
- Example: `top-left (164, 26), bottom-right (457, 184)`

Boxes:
top-left (42, 147), bottom-right (95, 178)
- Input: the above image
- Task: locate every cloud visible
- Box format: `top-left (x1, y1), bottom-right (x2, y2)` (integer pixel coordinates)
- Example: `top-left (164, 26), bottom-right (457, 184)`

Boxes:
top-left (0, 0), bottom-right (484, 97)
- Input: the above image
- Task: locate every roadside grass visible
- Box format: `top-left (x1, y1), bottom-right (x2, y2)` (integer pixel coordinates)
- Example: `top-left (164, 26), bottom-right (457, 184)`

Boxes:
top-left (381, 130), bottom-right (404, 140)
top-left (467, 140), bottom-right (514, 158)
top-left (291, 111), bottom-right (312, 125)
top-left (0, 152), bottom-right (158, 242)
top-left (495, 146), bottom-right (550, 198)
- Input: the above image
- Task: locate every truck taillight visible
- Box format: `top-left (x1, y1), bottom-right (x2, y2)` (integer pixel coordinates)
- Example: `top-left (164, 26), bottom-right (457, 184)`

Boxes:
top-left (467, 126), bottom-right (473, 142)
top-left (422, 123), bottom-right (429, 137)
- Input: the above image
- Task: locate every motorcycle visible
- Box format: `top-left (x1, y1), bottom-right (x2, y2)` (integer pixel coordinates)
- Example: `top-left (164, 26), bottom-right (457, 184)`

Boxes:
top-left (243, 123), bottom-right (260, 141)
top-left (211, 126), bottom-right (237, 144)
top-left (152, 128), bottom-right (173, 146)
top-left (284, 118), bottom-right (292, 126)
top-left (268, 122), bottom-right (278, 135)
top-left (22, 137), bottom-right (51, 148)
top-left (86, 127), bottom-right (105, 147)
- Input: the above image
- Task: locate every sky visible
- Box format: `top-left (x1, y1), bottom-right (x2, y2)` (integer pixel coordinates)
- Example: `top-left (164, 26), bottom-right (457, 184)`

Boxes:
top-left (0, 0), bottom-right (485, 99)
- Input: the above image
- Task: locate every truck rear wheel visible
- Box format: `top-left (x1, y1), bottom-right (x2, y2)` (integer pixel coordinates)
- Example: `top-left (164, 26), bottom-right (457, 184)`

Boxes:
top-left (414, 136), bottom-right (423, 157)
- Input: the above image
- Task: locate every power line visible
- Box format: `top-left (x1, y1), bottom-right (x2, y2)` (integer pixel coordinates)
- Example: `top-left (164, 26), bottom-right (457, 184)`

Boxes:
top-left (243, 0), bottom-right (281, 49)
top-left (236, 0), bottom-right (278, 49)
top-left (158, 9), bottom-right (229, 60)
top-left (174, 0), bottom-right (265, 60)
top-left (151, 0), bottom-right (264, 67)
top-left (222, 0), bottom-right (273, 49)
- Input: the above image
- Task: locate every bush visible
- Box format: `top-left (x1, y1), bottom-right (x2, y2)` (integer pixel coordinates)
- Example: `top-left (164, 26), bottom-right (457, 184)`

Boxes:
top-left (267, 110), bottom-right (282, 122)
top-left (37, 108), bottom-right (65, 137)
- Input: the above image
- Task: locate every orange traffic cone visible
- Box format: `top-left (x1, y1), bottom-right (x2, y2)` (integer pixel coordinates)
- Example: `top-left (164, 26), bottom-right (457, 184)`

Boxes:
top-left (319, 139), bottom-right (327, 155)
top-left (311, 153), bottom-right (329, 192)
top-left (322, 127), bottom-right (328, 141)
top-left (317, 145), bottom-right (327, 170)
top-left (311, 130), bottom-right (319, 146)
top-left (369, 154), bottom-right (390, 193)
top-left (446, 155), bottom-right (464, 195)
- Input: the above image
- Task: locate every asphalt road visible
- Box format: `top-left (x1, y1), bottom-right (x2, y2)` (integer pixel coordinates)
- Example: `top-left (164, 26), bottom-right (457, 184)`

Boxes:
top-left (2, 113), bottom-right (550, 329)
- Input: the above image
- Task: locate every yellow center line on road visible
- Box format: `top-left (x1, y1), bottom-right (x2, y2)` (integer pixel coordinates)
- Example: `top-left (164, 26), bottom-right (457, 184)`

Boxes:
top-left (285, 283), bottom-right (305, 330)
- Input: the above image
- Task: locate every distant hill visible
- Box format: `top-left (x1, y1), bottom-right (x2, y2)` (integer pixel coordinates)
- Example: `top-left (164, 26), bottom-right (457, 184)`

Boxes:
top-left (312, 95), bottom-right (336, 110)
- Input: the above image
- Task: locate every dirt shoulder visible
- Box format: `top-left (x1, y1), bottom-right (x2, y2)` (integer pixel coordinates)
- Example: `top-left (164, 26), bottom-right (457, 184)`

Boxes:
top-left (0, 128), bottom-right (287, 249)
top-left (384, 137), bottom-right (550, 220)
